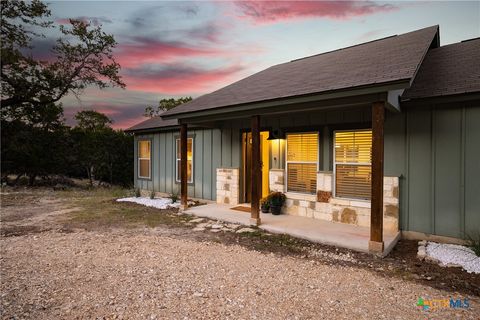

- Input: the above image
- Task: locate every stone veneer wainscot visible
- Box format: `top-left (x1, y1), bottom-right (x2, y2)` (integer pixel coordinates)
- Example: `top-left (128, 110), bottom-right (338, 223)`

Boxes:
top-left (216, 168), bottom-right (239, 205)
top-left (274, 169), bottom-right (399, 233)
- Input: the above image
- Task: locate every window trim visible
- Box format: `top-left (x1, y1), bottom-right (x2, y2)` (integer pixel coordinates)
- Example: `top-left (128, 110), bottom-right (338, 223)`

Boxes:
top-left (137, 139), bottom-right (152, 180)
top-left (333, 129), bottom-right (372, 201)
top-left (285, 132), bottom-right (319, 195)
top-left (175, 137), bottom-right (194, 184)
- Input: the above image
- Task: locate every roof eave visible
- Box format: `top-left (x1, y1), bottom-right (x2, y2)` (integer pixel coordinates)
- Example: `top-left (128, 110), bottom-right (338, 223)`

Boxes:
top-left (162, 80), bottom-right (411, 121)
top-left (401, 91), bottom-right (480, 106)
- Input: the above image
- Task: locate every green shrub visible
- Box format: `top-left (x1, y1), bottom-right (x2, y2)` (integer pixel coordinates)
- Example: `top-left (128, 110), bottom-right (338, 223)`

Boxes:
top-left (466, 232), bottom-right (480, 257)
top-left (169, 190), bottom-right (179, 203)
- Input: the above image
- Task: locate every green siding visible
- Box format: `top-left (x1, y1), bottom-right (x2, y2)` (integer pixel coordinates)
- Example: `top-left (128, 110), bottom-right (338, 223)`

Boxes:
top-left (398, 103), bottom-right (480, 238)
top-left (133, 103), bottom-right (480, 239)
top-left (465, 106), bottom-right (480, 236)
top-left (135, 127), bottom-right (242, 201)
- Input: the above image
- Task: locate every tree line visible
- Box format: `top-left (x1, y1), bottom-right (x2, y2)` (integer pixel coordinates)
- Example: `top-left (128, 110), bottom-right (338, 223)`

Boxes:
top-left (2, 109), bottom-right (134, 187)
top-left (1, 1), bottom-right (193, 187)
top-left (1, 0), bottom-right (132, 187)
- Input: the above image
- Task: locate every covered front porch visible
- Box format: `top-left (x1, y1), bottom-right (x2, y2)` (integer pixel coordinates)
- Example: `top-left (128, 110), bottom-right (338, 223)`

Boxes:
top-left (176, 97), bottom-right (396, 255)
top-left (186, 203), bottom-right (400, 256)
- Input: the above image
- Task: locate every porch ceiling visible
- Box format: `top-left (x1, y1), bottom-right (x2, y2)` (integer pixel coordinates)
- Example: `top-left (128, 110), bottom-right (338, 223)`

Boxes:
top-left (176, 92), bottom-right (385, 125)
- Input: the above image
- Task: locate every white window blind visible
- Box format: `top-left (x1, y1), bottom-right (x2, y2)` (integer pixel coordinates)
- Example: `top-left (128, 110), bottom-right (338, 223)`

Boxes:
top-left (286, 133), bottom-right (318, 194)
top-left (334, 130), bottom-right (372, 200)
top-left (176, 138), bottom-right (193, 183)
top-left (138, 140), bottom-right (151, 179)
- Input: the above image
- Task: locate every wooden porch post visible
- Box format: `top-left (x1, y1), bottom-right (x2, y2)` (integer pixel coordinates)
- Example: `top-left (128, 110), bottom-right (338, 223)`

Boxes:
top-left (369, 101), bottom-right (385, 253)
top-left (250, 115), bottom-right (261, 225)
top-left (180, 123), bottom-right (188, 210)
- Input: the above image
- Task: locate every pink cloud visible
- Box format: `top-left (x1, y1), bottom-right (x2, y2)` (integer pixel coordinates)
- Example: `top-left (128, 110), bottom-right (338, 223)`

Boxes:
top-left (123, 64), bottom-right (244, 94)
top-left (234, 1), bottom-right (397, 23)
top-left (116, 37), bottom-right (224, 68)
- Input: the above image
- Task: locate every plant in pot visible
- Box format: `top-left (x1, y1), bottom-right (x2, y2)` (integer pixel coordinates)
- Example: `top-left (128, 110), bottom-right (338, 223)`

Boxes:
top-left (269, 192), bottom-right (286, 215)
top-left (260, 197), bottom-right (270, 213)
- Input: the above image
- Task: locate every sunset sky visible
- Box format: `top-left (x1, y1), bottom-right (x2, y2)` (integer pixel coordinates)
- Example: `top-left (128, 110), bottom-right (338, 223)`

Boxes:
top-left (33, 1), bottom-right (479, 129)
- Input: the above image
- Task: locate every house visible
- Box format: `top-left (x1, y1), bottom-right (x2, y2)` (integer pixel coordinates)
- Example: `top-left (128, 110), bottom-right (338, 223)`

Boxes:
top-left (126, 26), bottom-right (480, 255)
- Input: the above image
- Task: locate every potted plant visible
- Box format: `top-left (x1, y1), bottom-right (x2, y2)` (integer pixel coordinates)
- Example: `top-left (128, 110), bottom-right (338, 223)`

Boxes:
top-left (269, 192), bottom-right (286, 215)
top-left (260, 197), bottom-right (270, 213)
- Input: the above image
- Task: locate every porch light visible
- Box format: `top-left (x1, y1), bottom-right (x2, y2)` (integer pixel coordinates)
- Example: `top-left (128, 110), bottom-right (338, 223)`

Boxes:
top-left (267, 129), bottom-right (285, 140)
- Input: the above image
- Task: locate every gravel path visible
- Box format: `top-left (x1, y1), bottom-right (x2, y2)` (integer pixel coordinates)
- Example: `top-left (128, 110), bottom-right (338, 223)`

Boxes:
top-left (1, 230), bottom-right (478, 319)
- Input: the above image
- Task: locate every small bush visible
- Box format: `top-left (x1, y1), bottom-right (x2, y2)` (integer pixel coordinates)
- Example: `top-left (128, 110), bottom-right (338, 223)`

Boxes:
top-left (466, 232), bottom-right (480, 257)
top-left (150, 190), bottom-right (155, 199)
top-left (134, 188), bottom-right (141, 197)
top-left (169, 191), bottom-right (179, 203)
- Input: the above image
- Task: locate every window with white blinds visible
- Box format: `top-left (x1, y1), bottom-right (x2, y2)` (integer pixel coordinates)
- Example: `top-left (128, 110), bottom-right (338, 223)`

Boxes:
top-left (334, 130), bottom-right (372, 200)
top-left (286, 133), bottom-right (318, 194)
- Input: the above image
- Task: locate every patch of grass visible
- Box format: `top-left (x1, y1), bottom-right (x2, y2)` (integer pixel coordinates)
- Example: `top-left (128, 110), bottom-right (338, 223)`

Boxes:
top-left (60, 187), bottom-right (191, 230)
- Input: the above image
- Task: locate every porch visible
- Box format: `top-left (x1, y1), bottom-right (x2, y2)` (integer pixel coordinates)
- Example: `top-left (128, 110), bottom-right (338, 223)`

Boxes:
top-left (186, 203), bottom-right (400, 256)
top-left (177, 100), bottom-right (393, 255)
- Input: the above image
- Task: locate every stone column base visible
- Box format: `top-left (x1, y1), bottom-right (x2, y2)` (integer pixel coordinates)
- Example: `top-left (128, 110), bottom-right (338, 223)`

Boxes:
top-left (249, 218), bottom-right (261, 226)
top-left (368, 240), bottom-right (384, 254)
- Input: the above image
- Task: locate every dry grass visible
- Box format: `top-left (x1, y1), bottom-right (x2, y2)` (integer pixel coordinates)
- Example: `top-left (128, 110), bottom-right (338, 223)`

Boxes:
top-left (57, 187), bottom-right (193, 230)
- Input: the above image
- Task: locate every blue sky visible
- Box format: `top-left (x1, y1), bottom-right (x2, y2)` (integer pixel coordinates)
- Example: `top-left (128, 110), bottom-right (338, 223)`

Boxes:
top-left (37, 1), bottom-right (479, 128)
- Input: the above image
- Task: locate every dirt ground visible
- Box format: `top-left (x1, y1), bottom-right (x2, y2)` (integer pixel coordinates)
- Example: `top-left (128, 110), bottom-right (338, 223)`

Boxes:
top-left (1, 187), bottom-right (479, 319)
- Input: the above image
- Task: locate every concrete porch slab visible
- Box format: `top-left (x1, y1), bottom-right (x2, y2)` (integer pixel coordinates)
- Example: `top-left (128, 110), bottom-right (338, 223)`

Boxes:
top-left (185, 203), bottom-right (400, 256)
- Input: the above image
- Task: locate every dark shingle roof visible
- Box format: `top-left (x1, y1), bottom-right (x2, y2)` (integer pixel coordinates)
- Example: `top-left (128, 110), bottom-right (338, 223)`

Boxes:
top-left (162, 26), bottom-right (438, 117)
top-left (402, 38), bottom-right (480, 100)
top-left (125, 116), bottom-right (178, 132)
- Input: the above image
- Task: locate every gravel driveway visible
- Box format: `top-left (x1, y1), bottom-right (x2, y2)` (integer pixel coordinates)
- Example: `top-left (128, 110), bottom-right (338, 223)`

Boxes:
top-left (2, 229), bottom-right (478, 319)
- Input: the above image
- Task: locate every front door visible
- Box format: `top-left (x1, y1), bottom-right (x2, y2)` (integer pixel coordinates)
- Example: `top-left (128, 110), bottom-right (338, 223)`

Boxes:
top-left (242, 131), bottom-right (269, 202)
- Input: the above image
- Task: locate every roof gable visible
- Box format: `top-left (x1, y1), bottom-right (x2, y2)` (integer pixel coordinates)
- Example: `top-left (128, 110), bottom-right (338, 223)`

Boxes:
top-left (402, 38), bottom-right (480, 100)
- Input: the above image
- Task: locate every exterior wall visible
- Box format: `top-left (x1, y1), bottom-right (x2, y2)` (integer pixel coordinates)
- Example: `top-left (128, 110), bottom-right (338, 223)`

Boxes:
top-left (132, 103), bottom-right (480, 240)
top-left (282, 172), bottom-right (399, 233)
top-left (385, 103), bottom-right (480, 239)
top-left (134, 126), bottom-right (241, 201)
top-left (263, 102), bottom-right (480, 239)
top-left (216, 168), bottom-right (239, 205)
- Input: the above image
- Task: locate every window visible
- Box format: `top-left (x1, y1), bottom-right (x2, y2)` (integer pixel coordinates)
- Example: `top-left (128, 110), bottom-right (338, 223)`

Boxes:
top-left (138, 140), bottom-right (151, 179)
top-left (286, 133), bottom-right (318, 194)
top-left (176, 138), bottom-right (193, 183)
top-left (334, 130), bottom-right (372, 200)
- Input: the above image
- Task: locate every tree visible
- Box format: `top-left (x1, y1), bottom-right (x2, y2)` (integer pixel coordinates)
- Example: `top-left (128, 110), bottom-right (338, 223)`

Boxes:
top-left (144, 97), bottom-right (192, 117)
top-left (71, 110), bottom-right (113, 186)
top-left (74, 110), bottom-right (112, 131)
top-left (1, 0), bottom-right (125, 121)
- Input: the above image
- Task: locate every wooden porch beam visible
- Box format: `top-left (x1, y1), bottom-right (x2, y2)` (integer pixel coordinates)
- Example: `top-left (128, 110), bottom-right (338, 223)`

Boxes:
top-left (250, 115), bottom-right (261, 225)
top-left (369, 101), bottom-right (385, 254)
top-left (180, 123), bottom-right (188, 210)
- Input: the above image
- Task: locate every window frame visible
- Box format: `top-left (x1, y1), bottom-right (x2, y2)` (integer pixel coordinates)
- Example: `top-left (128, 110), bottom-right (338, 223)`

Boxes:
top-left (285, 131), bottom-right (319, 195)
top-left (175, 137), bottom-right (194, 184)
top-left (137, 139), bottom-right (152, 180)
top-left (333, 129), bottom-right (372, 201)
